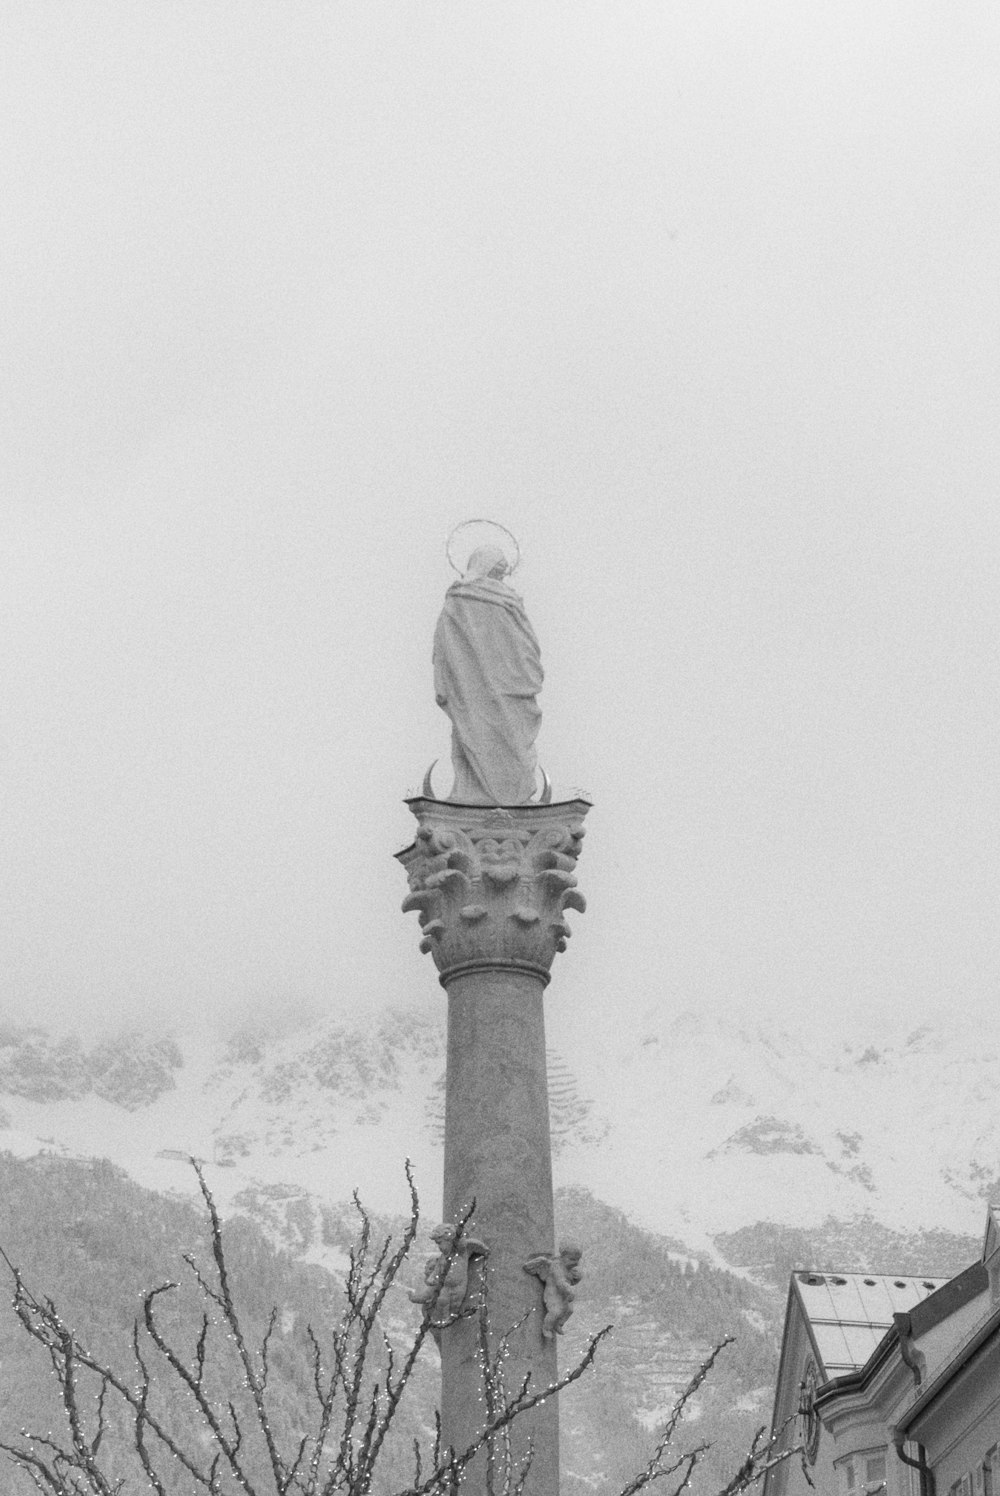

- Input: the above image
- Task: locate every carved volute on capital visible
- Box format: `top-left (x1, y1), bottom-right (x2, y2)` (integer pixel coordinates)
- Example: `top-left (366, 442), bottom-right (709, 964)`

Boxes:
top-left (396, 798), bottom-right (590, 984)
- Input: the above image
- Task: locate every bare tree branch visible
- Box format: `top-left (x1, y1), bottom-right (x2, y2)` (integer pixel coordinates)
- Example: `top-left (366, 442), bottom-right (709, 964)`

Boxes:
top-left (0, 1161), bottom-right (789, 1496)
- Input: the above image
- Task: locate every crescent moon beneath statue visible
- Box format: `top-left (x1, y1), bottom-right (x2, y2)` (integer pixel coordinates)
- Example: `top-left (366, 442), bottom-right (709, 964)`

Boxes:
top-left (422, 760), bottom-right (439, 799)
top-left (538, 766), bottom-right (552, 804)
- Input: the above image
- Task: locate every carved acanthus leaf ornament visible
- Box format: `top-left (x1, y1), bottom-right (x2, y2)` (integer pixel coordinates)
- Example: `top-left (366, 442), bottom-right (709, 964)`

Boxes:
top-left (397, 799), bottom-right (590, 984)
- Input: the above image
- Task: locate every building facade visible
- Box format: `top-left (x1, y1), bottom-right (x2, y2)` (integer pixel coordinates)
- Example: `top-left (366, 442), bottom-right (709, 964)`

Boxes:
top-left (765, 1211), bottom-right (1000, 1496)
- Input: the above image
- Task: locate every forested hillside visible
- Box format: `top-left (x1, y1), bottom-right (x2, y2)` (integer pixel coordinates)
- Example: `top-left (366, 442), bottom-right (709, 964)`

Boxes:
top-left (0, 1153), bottom-right (980, 1495)
top-left (0, 1154), bottom-right (437, 1494)
top-left (0, 1154), bottom-right (781, 1495)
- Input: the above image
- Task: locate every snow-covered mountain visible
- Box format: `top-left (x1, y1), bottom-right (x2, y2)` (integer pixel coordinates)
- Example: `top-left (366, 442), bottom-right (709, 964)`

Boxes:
top-left (0, 1003), bottom-right (988, 1496)
top-left (558, 1002), bottom-right (1000, 1251)
top-left (0, 1002), bottom-right (995, 1270)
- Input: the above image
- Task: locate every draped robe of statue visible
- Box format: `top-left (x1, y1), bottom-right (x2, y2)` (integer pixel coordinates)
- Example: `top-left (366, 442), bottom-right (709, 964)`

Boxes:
top-left (433, 552), bottom-right (543, 805)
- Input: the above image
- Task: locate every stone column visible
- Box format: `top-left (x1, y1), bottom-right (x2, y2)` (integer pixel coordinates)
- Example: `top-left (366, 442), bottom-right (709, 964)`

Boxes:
top-left (397, 797), bottom-right (590, 1496)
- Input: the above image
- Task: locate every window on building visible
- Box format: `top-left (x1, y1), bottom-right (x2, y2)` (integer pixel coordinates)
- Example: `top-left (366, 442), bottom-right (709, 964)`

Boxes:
top-left (836, 1458), bottom-right (855, 1496)
top-left (865, 1455), bottom-right (887, 1490)
top-left (837, 1451), bottom-right (888, 1496)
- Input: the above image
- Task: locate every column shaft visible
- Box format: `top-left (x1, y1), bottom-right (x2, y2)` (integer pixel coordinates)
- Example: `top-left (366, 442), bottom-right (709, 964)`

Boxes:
top-left (441, 966), bottom-right (558, 1494)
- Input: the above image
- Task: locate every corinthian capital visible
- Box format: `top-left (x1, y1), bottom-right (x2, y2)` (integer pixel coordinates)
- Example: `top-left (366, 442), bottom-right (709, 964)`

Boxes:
top-left (396, 798), bottom-right (590, 985)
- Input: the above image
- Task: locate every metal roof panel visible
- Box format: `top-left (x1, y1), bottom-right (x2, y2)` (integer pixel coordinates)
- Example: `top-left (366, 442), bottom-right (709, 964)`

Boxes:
top-left (793, 1272), bottom-right (949, 1373)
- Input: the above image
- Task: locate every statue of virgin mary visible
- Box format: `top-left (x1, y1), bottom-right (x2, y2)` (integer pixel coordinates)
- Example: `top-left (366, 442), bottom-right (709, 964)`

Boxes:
top-left (432, 544), bottom-right (543, 805)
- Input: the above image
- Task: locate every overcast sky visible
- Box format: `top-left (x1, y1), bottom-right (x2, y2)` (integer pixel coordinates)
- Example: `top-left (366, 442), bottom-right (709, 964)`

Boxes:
top-left (2, 1), bottom-right (998, 1050)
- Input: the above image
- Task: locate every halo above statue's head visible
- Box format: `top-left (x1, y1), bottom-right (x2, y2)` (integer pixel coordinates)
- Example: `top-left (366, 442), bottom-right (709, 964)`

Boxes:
top-left (446, 520), bottom-right (521, 579)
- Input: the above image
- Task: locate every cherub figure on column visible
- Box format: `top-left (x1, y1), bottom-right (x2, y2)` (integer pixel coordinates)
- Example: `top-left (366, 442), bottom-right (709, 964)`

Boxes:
top-left (523, 1242), bottom-right (583, 1339)
top-left (410, 1223), bottom-right (490, 1331)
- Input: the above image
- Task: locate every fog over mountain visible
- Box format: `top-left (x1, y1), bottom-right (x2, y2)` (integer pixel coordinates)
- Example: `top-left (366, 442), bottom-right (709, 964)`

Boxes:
top-left (3, 2), bottom-right (1000, 1056)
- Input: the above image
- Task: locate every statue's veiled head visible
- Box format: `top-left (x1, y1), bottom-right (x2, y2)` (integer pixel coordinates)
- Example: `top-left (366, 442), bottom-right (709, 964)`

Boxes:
top-left (463, 544), bottom-right (509, 582)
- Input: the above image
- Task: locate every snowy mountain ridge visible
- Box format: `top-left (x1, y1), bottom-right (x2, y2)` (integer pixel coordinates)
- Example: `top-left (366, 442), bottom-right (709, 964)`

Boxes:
top-left (0, 1003), bottom-right (994, 1269)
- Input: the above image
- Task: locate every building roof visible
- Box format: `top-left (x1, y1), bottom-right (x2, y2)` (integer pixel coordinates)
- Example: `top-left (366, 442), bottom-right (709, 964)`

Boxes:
top-left (895, 1299), bottom-right (1000, 1436)
top-left (793, 1271), bottom-right (950, 1376)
